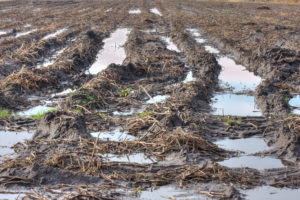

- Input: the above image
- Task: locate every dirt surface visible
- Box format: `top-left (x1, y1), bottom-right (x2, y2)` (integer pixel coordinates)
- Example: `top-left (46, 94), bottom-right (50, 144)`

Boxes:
top-left (0, 0), bottom-right (299, 199)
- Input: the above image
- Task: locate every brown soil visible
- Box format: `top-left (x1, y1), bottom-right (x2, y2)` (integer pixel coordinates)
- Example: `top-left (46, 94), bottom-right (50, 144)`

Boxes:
top-left (0, 0), bottom-right (299, 199)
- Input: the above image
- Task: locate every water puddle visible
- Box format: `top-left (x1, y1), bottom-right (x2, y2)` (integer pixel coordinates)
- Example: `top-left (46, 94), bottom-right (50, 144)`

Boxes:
top-left (0, 31), bottom-right (7, 36)
top-left (212, 94), bottom-right (261, 116)
top-left (103, 153), bottom-right (156, 164)
top-left (24, 24), bottom-right (31, 28)
top-left (90, 127), bottom-right (136, 142)
top-left (218, 57), bottom-right (262, 92)
top-left (289, 95), bottom-right (300, 115)
top-left (51, 88), bottom-right (75, 97)
top-left (218, 156), bottom-right (284, 170)
top-left (18, 105), bottom-right (56, 118)
top-left (33, 8), bottom-right (42, 12)
top-left (204, 45), bottom-right (220, 54)
top-left (214, 138), bottom-right (271, 154)
top-left (150, 8), bottom-right (163, 16)
top-left (0, 193), bottom-right (25, 200)
top-left (37, 47), bottom-right (66, 68)
top-left (43, 27), bottom-right (68, 40)
top-left (129, 9), bottom-right (141, 14)
top-left (15, 29), bottom-right (38, 38)
top-left (146, 95), bottom-right (169, 104)
top-left (113, 107), bottom-right (144, 116)
top-left (136, 185), bottom-right (206, 200)
top-left (243, 186), bottom-right (300, 200)
top-left (215, 137), bottom-right (284, 170)
top-left (105, 8), bottom-right (112, 12)
top-left (187, 28), bottom-right (200, 37)
top-left (161, 36), bottom-right (180, 52)
top-left (88, 28), bottom-right (131, 75)
top-left (0, 131), bottom-right (32, 162)
top-left (183, 71), bottom-right (196, 83)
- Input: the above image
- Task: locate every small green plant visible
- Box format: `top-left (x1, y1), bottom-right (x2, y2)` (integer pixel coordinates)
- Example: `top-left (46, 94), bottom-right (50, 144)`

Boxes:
top-left (0, 108), bottom-right (10, 119)
top-left (136, 110), bottom-right (154, 118)
top-left (74, 108), bottom-right (81, 113)
top-left (120, 88), bottom-right (134, 97)
top-left (137, 187), bottom-right (142, 198)
top-left (98, 112), bottom-right (106, 119)
top-left (225, 118), bottom-right (235, 126)
top-left (29, 108), bottom-right (56, 119)
top-left (222, 10), bottom-right (229, 15)
top-left (284, 96), bottom-right (290, 102)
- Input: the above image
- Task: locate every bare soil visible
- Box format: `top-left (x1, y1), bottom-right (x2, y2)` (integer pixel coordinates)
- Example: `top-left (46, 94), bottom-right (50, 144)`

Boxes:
top-left (0, 0), bottom-right (299, 199)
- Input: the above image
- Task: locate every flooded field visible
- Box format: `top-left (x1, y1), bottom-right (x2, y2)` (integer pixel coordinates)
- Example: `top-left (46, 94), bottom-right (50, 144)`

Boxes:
top-left (0, 0), bottom-right (299, 199)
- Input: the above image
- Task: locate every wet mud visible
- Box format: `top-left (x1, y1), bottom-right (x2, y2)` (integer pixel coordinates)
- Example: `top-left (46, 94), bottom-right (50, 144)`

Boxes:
top-left (0, 0), bottom-right (299, 199)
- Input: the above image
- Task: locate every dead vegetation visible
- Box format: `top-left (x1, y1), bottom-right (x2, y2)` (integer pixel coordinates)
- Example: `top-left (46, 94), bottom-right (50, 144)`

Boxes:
top-left (0, 0), bottom-right (299, 199)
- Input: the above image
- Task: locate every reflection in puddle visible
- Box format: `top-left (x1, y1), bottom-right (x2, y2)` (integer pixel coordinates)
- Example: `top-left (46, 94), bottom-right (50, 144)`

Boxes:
top-left (90, 127), bottom-right (136, 142)
top-left (43, 27), bottom-right (68, 40)
top-left (214, 138), bottom-right (271, 154)
top-left (103, 153), bottom-right (156, 164)
top-left (15, 29), bottom-right (38, 38)
top-left (244, 186), bottom-right (300, 200)
top-left (212, 94), bottom-right (261, 116)
top-left (150, 8), bottom-right (163, 16)
top-left (18, 105), bottom-right (55, 117)
top-left (218, 57), bottom-right (262, 92)
top-left (289, 95), bottom-right (300, 115)
top-left (204, 45), bottom-right (220, 54)
top-left (0, 193), bottom-right (25, 200)
top-left (129, 9), bottom-right (141, 14)
top-left (183, 71), bottom-right (196, 83)
top-left (88, 28), bottom-right (131, 75)
top-left (218, 156), bottom-right (284, 170)
top-left (0, 131), bottom-right (32, 162)
top-left (146, 95), bottom-right (169, 104)
top-left (161, 36), bottom-right (180, 52)
top-left (138, 185), bottom-right (206, 200)
top-left (37, 47), bottom-right (66, 68)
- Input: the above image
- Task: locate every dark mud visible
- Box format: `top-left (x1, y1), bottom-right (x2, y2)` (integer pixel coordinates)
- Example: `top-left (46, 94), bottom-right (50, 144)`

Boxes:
top-left (0, 0), bottom-right (299, 199)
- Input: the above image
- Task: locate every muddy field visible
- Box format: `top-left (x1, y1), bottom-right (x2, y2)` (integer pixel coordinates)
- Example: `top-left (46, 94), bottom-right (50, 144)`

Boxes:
top-left (0, 0), bottom-right (299, 199)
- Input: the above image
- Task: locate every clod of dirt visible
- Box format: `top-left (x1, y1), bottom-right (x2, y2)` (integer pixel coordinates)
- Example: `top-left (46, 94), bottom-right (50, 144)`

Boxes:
top-left (269, 116), bottom-right (300, 162)
top-left (33, 111), bottom-right (89, 140)
top-left (257, 6), bottom-right (271, 10)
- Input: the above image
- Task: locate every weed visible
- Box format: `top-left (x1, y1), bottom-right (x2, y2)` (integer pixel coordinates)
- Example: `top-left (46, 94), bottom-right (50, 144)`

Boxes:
top-left (29, 108), bottom-right (56, 119)
top-left (120, 88), bottom-right (134, 97)
top-left (136, 110), bottom-right (154, 118)
top-left (137, 187), bottom-right (142, 198)
top-left (225, 118), bottom-right (235, 126)
top-left (284, 96), bottom-right (290, 102)
top-left (0, 108), bottom-right (10, 119)
top-left (98, 112), bottom-right (106, 119)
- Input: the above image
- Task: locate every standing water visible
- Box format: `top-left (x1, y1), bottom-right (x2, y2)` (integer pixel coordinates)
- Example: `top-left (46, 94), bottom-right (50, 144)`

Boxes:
top-left (289, 95), bottom-right (300, 115)
top-left (88, 28), bottom-right (131, 75)
top-left (150, 8), bottom-right (163, 16)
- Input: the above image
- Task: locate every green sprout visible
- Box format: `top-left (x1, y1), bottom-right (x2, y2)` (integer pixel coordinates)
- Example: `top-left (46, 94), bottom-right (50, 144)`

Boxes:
top-left (98, 112), bottom-right (106, 119)
top-left (29, 108), bottom-right (56, 119)
top-left (225, 118), bottom-right (235, 126)
top-left (120, 88), bottom-right (134, 97)
top-left (136, 110), bottom-right (154, 118)
top-left (0, 108), bottom-right (10, 119)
